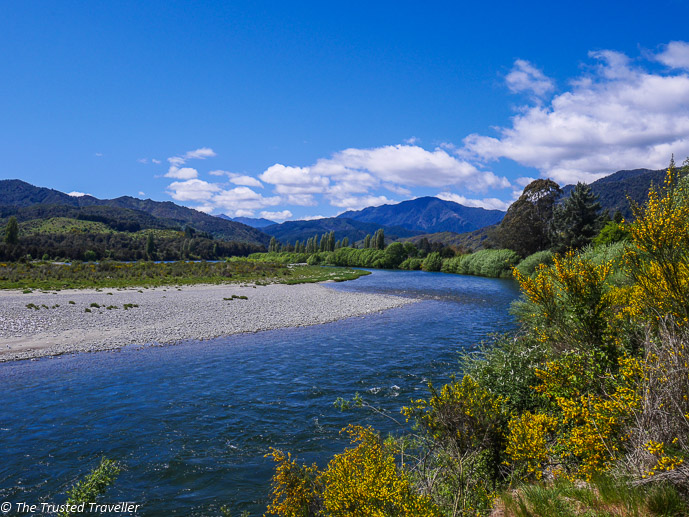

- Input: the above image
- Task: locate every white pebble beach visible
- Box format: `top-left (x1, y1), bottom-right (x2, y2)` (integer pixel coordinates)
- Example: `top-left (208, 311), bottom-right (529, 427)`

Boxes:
top-left (0, 282), bottom-right (415, 362)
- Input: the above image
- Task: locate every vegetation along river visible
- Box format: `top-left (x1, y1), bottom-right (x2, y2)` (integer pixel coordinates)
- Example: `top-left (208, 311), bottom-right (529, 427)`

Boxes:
top-left (0, 269), bottom-right (520, 516)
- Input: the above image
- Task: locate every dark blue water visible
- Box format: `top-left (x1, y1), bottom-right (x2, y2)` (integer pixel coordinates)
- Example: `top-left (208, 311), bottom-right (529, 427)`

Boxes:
top-left (0, 270), bottom-right (520, 516)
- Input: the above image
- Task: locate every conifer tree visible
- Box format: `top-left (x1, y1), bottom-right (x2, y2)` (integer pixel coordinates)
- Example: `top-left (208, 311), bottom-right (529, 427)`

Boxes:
top-left (552, 182), bottom-right (606, 252)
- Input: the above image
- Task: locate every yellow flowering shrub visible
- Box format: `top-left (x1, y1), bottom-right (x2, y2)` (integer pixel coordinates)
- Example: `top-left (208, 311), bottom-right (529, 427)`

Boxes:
top-left (531, 354), bottom-right (643, 481)
top-left (320, 426), bottom-right (439, 517)
top-left (513, 251), bottom-right (619, 362)
top-left (505, 412), bottom-right (557, 479)
top-left (265, 450), bottom-right (322, 517)
top-left (265, 426), bottom-right (439, 517)
top-left (624, 163), bottom-right (689, 324)
top-left (402, 375), bottom-right (508, 514)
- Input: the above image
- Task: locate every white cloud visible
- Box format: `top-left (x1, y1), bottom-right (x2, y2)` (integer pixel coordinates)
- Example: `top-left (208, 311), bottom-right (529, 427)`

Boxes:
top-left (656, 41), bottom-right (689, 70)
top-left (312, 145), bottom-right (509, 190)
top-left (515, 176), bottom-right (536, 187)
top-left (68, 191), bottom-right (89, 197)
top-left (168, 147), bottom-right (216, 166)
top-left (212, 186), bottom-right (281, 213)
top-left (260, 210), bottom-right (292, 221)
top-left (404, 136), bottom-right (419, 144)
top-left (152, 159), bottom-right (161, 164)
top-left (209, 170), bottom-right (263, 188)
top-left (330, 195), bottom-right (395, 210)
top-left (383, 183), bottom-right (412, 196)
top-left (286, 194), bottom-right (318, 206)
top-left (94, 153), bottom-right (103, 157)
top-left (166, 179), bottom-right (220, 202)
top-left (298, 214), bottom-right (326, 221)
top-left (194, 205), bottom-right (215, 214)
top-left (505, 59), bottom-right (554, 98)
top-left (464, 45), bottom-right (689, 185)
top-left (437, 192), bottom-right (510, 211)
top-left (260, 164), bottom-right (330, 194)
top-left (137, 158), bottom-right (148, 164)
top-left (138, 191), bottom-right (145, 196)
top-left (230, 175), bottom-right (263, 188)
top-left (164, 167), bottom-right (199, 180)
top-left (166, 147), bottom-right (216, 176)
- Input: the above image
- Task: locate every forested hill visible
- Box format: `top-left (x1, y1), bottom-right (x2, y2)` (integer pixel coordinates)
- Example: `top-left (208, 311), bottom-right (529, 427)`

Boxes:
top-left (337, 196), bottom-right (505, 233)
top-left (0, 179), bottom-right (270, 245)
top-left (561, 167), bottom-right (666, 219)
top-left (262, 217), bottom-right (421, 245)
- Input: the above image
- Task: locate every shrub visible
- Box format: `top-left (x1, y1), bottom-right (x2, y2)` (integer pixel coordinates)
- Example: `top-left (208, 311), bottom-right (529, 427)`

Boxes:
top-left (515, 250), bottom-right (553, 278)
top-left (421, 252), bottom-right (442, 272)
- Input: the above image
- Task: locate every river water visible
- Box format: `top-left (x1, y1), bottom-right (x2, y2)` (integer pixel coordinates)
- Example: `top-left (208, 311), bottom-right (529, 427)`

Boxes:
top-left (0, 269), bottom-right (520, 516)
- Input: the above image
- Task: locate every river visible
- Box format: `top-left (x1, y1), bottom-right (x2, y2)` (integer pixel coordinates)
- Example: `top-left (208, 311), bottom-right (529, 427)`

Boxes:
top-left (0, 269), bottom-right (520, 515)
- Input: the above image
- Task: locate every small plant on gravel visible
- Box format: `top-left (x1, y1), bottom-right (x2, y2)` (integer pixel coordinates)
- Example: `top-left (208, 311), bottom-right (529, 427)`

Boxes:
top-left (22, 289), bottom-right (32, 294)
top-left (106, 305), bottom-right (118, 310)
top-left (84, 308), bottom-right (91, 313)
top-left (69, 300), bottom-right (76, 304)
top-left (123, 303), bottom-right (138, 310)
top-left (90, 302), bottom-right (100, 308)
top-left (26, 303), bottom-right (39, 310)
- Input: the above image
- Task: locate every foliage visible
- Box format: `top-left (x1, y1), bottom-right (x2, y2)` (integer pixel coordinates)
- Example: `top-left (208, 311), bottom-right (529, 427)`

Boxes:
top-left (402, 376), bottom-right (510, 514)
top-left (498, 474), bottom-right (687, 516)
top-left (514, 250), bottom-right (554, 278)
top-left (443, 249), bottom-right (521, 278)
top-left (623, 161), bottom-right (689, 323)
top-left (4, 216), bottom-right (19, 244)
top-left (593, 220), bottom-right (630, 247)
top-left (59, 457), bottom-right (120, 517)
top-left (421, 251), bottom-right (443, 272)
top-left (513, 251), bottom-right (620, 362)
top-left (266, 426), bottom-right (440, 517)
top-left (398, 257), bottom-right (423, 270)
top-left (551, 182), bottom-right (607, 253)
top-left (0, 260), bottom-right (369, 290)
top-left (491, 179), bottom-right (562, 257)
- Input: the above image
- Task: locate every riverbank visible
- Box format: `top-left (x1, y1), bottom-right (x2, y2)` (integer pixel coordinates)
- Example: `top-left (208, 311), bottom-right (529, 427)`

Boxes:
top-left (0, 282), bottom-right (416, 362)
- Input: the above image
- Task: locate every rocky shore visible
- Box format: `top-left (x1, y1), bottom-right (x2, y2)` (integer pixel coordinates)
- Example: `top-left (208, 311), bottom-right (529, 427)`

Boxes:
top-left (0, 282), bottom-right (415, 362)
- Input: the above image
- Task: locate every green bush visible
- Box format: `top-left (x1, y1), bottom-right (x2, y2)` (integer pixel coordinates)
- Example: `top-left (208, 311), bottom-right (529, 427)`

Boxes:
top-left (515, 250), bottom-right (554, 278)
top-left (399, 257), bottom-right (423, 270)
top-left (422, 252), bottom-right (443, 272)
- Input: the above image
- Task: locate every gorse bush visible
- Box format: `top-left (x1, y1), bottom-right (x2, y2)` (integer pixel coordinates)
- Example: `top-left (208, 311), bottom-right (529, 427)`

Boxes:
top-left (265, 426), bottom-right (440, 517)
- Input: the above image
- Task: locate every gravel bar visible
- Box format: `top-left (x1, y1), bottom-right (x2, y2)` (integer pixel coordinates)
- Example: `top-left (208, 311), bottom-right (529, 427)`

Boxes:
top-left (0, 282), bottom-right (416, 362)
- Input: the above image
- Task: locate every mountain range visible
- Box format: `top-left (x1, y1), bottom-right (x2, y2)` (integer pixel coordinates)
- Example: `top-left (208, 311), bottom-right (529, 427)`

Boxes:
top-left (0, 179), bottom-right (270, 245)
top-left (338, 196), bottom-right (506, 234)
top-left (0, 166), bottom-right (673, 250)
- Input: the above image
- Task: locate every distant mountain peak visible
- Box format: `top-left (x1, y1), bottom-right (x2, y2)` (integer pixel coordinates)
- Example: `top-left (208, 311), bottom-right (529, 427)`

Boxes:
top-left (337, 196), bottom-right (505, 234)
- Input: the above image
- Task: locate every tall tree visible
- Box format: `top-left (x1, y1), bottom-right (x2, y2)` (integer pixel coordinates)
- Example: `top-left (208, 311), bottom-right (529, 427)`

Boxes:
top-left (4, 216), bottom-right (19, 245)
top-left (375, 228), bottom-right (385, 250)
top-left (269, 236), bottom-right (278, 253)
top-left (145, 233), bottom-right (156, 259)
top-left (552, 182), bottom-right (607, 252)
top-left (363, 234), bottom-right (371, 249)
top-left (491, 179), bottom-right (562, 257)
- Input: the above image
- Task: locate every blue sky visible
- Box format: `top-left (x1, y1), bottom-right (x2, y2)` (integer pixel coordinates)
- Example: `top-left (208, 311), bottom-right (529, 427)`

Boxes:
top-left (3, 1), bottom-right (689, 220)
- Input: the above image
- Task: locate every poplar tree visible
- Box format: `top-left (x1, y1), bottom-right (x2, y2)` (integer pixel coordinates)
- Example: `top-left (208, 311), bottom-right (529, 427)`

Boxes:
top-left (5, 216), bottom-right (19, 245)
top-left (364, 234), bottom-right (371, 249)
top-left (375, 229), bottom-right (385, 250)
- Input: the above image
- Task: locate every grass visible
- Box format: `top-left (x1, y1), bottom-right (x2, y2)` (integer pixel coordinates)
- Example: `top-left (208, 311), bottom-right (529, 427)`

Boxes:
top-left (0, 260), bottom-right (370, 290)
top-left (498, 475), bottom-right (687, 516)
